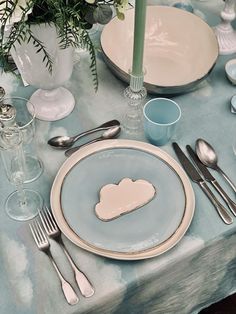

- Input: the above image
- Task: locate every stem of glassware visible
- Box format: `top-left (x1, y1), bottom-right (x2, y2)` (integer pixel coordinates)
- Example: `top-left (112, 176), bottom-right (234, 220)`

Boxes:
top-left (14, 143), bottom-right (27, 207)
top-left (15, 182), bottom-right (27, 207)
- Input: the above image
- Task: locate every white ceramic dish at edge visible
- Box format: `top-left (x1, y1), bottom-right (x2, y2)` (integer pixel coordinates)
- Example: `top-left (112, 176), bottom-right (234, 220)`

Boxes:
top-left (50, 140), bottom-right (195, 260)
top-left (225, 59), bottom-right (236, 85)
top-left (101, 6), bottom-right (219, 95)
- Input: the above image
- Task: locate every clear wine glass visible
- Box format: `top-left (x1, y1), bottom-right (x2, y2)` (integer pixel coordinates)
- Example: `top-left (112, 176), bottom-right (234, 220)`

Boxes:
top-left (0, 97), bottom-right (43, 183)
top-left (0, 126), bottom-right (43, 221)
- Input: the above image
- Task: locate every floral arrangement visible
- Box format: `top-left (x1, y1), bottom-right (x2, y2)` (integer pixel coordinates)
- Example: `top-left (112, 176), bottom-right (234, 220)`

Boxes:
top-left (0, 0), bottom-right (129, 88)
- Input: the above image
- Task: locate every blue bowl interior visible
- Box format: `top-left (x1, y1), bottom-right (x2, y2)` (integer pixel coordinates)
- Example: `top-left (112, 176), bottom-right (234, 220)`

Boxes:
top-left (144, 99), bottom-right (181, 125)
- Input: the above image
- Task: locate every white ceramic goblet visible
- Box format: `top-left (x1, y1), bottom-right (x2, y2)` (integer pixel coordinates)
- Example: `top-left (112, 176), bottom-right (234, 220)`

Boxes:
top-left (11, 23), bottom-right (75, 121)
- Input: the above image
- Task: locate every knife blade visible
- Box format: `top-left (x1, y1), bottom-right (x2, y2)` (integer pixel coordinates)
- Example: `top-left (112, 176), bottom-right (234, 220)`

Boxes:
top-left (172, 142), bottom-right (203, 183)
top-left (186, 145), bottom-right (214, 181)
top-left (186, 145), bottom-right (236, 216)
top-left (172, 142), bottom-right (233, 225)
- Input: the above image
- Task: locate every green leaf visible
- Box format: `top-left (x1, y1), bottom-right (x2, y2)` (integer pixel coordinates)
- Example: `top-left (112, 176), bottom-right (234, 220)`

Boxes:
top-left (93, 5), bottom-right (113, 25)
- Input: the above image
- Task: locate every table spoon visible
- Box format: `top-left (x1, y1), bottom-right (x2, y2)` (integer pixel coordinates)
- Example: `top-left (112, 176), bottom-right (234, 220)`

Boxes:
top-left (48, 119), bottom-right (120, 149)
top-left (195, 138), bottom-right (236, 193)
top-left (65, 125), bottom-right (121, 157)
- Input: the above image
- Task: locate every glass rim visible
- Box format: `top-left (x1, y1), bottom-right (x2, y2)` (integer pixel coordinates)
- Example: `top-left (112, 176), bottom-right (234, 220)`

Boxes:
top-left (143, 97), bottom-right (181, 126)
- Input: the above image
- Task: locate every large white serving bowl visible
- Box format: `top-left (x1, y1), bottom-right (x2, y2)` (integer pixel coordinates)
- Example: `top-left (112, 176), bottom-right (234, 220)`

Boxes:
top-left (101, 5), bottom-right (219, 95)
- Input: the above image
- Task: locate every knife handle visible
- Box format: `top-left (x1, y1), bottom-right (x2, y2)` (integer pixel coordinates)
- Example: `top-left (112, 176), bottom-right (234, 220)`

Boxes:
top-left (199, 181), bottom-right (233, 225)
top-left (211, 180), bottom-right (236, 216)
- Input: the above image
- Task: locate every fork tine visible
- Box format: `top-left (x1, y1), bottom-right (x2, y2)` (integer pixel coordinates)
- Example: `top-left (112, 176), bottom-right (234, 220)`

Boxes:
top-left (39, 209), bottom-right (52, 233)
top-left (36, 220), bottom-right (48, 243)
top-left (45, 206), bottom-right (57, 230)
top-left (34, 220), bottom-right (43, 243)
top-left (29, 222), bottom-right (38, 245)
top-left (45, 205), bottom-right (58, 229)
top-left (30, 221), bottom-right (42, 245)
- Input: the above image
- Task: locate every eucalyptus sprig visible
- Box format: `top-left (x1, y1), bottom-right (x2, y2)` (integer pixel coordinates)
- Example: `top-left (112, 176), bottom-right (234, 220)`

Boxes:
top-left (0, 0), bottom-right (129, 90)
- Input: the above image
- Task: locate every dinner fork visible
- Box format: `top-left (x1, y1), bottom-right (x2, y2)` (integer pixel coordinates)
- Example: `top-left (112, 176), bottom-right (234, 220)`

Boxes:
top-left (29, 220), bottom-right (79, 305)
top-left (39, 206), bottom-right (95, 298)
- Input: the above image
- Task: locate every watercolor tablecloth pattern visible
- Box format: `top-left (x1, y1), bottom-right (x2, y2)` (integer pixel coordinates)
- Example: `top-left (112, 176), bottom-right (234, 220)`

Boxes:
top-left (0, 1), bottom-right (236, 313)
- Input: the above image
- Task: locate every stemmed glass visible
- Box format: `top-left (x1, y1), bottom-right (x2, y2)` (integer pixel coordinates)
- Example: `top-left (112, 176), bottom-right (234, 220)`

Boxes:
top-left (0, 97), bottom-right (43, 183)
top-left (0, 126), bottom-right (43, 221)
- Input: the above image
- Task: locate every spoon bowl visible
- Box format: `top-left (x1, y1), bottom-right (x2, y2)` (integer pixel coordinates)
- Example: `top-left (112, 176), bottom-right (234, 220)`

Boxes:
top-left (195, 139), bottom-right (218, 169)
top-left (196, 138), bottom-right (236, 193)
top-left (51, 135), bottom-right (74, 148)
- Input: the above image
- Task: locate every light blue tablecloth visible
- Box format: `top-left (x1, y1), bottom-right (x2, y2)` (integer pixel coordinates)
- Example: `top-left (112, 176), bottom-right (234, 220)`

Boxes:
top-left (0, 1), bottom-right (236, 313)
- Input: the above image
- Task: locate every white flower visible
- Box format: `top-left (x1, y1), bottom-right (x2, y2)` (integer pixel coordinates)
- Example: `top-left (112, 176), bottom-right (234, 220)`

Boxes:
top-left (0, 0), bottom-right (32, 26)
top-left (85, 0), bottom-right (96, 3)
top-left (115, 0), bottom-right (129, 20)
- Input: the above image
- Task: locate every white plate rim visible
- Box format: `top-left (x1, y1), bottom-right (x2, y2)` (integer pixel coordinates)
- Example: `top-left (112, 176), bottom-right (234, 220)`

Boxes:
top-left (50, 139), bottom-right (195, 260)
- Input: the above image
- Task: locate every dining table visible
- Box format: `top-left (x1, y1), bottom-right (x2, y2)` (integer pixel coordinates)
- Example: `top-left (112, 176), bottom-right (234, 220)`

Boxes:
top-left (0, 1), bottom-right (236, 313)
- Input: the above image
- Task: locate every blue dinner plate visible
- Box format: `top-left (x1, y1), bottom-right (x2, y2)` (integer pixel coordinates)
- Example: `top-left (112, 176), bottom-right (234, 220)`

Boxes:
top-left (51, 140), bottom-right (195, 260)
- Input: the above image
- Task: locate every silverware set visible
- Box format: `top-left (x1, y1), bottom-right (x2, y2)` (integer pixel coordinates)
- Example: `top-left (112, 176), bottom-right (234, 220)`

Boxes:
top-left (29, 206), bottom-right (94, 305)
top-left (173, 139), bottom-right (236, 225)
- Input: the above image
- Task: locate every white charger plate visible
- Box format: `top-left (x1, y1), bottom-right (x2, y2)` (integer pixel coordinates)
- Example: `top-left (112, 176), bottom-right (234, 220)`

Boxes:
top-left (50, 140), bottom-right (195, 260)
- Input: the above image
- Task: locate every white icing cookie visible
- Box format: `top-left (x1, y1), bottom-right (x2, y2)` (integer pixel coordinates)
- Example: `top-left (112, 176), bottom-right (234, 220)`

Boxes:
top-left (95, 178), bottom-right (156, 221)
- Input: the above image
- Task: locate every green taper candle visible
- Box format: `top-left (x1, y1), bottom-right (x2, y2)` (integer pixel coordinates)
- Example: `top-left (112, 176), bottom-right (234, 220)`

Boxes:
top-left (131, 0), bottom-right (147, 77)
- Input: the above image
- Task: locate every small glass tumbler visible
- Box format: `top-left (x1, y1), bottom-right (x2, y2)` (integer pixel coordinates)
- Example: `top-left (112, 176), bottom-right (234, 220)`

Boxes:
top-left (0, 97), bottom-right (43, 183)
top-left (0, 126), bottom-right (43, 221)
top-left (143, 98), bottom-right (181, 146)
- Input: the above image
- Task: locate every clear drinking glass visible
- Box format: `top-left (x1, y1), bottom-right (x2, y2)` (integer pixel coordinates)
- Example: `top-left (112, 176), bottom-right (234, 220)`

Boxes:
top-left (0, 126), bottom-right (43, 221)
top-left (0, 97), bottom-right (43, 183)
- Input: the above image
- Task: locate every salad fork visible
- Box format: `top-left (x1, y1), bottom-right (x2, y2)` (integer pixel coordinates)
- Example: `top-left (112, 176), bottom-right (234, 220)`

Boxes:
top-left (39, 206), bottom-right (95, 298)
top-left (29, 220), bottom-right (79, 305)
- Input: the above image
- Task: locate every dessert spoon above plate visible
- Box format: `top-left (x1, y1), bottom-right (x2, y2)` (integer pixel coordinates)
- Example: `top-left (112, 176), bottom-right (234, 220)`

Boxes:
top-left (48, 119), bottom-right (120, 149)
top-left (65, 125), bottom-right (121, 157)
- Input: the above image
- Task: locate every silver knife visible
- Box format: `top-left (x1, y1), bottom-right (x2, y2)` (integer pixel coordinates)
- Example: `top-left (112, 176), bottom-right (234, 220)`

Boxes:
top-left (186, 145), bottom-right (236, 216)
top-left (172, 142), bottom-right (233, 225)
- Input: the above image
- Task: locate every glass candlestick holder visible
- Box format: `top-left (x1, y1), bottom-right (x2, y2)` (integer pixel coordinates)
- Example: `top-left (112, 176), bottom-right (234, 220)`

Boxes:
top-left (214, 0), bottom-right (236, 55)
top-left (0, 126), bottom-right (43, 221)
top-left (123, 72), bottom-right (147, 135)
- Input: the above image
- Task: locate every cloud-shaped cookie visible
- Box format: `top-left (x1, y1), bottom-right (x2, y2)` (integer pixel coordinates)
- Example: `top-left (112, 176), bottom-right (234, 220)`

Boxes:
top-left (95, 178), bottom-right (156, 221)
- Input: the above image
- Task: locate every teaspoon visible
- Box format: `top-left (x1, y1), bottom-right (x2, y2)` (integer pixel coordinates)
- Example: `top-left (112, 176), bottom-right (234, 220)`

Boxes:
top-left (195, 138), bottom-right (236, 193)
top-left (48, 119), bottom-right (120, 149)
top-left (65, 125), bottom-right (121, 157)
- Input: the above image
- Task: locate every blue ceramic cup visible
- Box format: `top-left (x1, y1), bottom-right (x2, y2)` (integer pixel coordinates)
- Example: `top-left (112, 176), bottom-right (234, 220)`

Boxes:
top-left (143, 98), bottom-right (181, 146)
